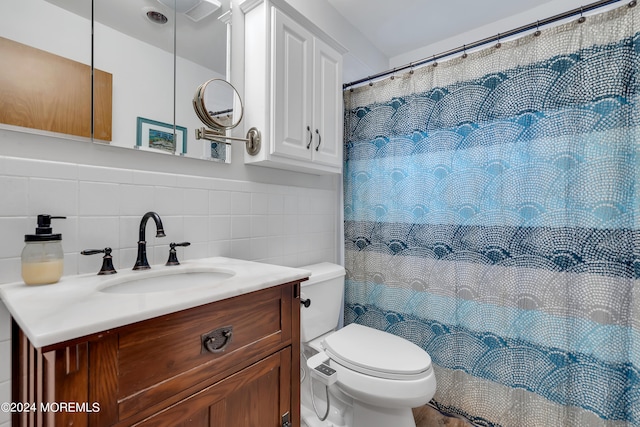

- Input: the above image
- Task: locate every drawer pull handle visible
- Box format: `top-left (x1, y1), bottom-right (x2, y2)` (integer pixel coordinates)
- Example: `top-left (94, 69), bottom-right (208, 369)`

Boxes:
top-left (202, 326), bottom-right (233, 353)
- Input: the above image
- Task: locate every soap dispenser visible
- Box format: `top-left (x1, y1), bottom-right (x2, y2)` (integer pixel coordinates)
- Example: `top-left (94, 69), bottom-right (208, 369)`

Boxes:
top-left (21, 215), bottom-right (66, 285)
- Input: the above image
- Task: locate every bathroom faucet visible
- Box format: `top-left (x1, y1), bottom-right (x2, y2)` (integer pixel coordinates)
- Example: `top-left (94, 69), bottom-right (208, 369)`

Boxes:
top-left (133, 211), bottom-right (166, 270)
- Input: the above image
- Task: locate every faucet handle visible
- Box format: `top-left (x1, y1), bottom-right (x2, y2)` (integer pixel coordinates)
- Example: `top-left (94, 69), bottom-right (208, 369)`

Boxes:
top-left (166, 242), bottom-right (191, 266)
top-left (81, 247), bottom-right (117, 275)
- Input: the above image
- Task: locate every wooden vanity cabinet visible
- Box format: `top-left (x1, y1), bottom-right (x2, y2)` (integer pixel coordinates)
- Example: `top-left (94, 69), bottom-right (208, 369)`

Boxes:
top-left (12, 280), bottom-right (302, 427)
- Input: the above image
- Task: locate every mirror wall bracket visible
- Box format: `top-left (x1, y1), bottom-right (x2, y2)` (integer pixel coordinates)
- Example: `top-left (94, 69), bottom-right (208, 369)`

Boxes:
top-left (196, 127), bottom-right (261, 155)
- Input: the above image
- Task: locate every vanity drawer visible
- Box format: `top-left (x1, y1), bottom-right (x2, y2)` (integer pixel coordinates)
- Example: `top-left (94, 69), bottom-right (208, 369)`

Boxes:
top-left (116, 284), bottom-right (293, 421)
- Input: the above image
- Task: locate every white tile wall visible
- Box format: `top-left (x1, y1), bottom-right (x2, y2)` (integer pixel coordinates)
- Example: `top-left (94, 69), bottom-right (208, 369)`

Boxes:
top-left (0, 154), bottom-right (339, 416)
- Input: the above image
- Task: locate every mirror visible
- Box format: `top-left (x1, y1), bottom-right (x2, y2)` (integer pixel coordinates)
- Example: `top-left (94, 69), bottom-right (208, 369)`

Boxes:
top-left (0, 0), bottom-right (232, 163)
top-left (93, 0), bottom-right (232, 163)
top-left (193, 79), bottom-right (261, 156)
top-left (0, 0), bottom-right (92, 139)
top-left (193, 79), bottom-right (243, 130)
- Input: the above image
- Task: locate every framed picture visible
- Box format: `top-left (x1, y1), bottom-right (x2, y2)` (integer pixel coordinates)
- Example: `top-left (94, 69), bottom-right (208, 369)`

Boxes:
top-left (136, 117), bottom-right (187, 154)
top-left (204, 141), bottom-right (230, 163)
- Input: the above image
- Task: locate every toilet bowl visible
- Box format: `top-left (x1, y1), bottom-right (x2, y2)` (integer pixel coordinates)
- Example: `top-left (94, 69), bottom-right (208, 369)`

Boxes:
top-left (299, 263), bottom-right (436, 427)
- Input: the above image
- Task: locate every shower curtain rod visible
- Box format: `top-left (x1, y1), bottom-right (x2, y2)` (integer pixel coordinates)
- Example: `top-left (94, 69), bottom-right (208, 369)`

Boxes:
top-left (343, 0), bottom-right (632, 90)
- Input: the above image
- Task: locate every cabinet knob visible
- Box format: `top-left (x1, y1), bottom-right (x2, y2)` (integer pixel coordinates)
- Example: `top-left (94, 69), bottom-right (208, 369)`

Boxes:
top-left (306, 126), bottom-right (313, 149)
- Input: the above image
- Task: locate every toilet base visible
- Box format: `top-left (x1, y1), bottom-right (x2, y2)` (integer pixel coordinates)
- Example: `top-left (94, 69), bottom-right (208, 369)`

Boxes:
top-left (301, 353), bottom-right (417, 427)
top-left (353, 401), bottom-right (416, 427)
top-left (301, 393), bottom-right (417, 427)
top-left (301, 403), bottom-right (347, 427)
top-left (301, 368), bottom-right (351, 427)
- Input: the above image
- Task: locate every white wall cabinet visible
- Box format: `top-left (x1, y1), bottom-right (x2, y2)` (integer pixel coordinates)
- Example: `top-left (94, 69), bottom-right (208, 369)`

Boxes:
top-left (241, 0), bottom-right (345, 174)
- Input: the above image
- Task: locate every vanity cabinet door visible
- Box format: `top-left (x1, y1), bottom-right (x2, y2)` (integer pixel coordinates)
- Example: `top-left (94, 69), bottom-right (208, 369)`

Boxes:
top-left (116, 284), bottom-right (291, 420)
top-left (134, 347), bottom-right (292, 427)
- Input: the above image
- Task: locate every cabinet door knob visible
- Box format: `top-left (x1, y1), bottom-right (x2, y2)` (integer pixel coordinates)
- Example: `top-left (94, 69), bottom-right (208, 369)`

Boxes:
top-left (315, 129), bottom-right (321, 151)
top-left (306, 126), bottom-right (313, 149)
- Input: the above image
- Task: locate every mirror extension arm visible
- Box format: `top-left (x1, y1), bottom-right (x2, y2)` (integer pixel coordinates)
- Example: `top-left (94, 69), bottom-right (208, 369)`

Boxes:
top-left (196, 127), bottom-right (261, 156)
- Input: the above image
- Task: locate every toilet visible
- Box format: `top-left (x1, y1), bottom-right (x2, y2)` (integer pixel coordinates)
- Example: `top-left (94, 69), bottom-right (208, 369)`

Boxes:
top-left (299, 262), bottom-right (436, 427)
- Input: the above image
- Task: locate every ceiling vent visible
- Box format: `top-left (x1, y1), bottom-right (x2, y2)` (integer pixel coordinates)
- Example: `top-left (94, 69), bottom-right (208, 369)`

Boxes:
top-left (157, 0), bottom-right (222, 22)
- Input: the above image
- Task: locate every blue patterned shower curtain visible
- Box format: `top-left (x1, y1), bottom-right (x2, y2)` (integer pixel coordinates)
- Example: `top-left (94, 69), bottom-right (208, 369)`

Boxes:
top-left (343, 5), bottom-right (640, 426)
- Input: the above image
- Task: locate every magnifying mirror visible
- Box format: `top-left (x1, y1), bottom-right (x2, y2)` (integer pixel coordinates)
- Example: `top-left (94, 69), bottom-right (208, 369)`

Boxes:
top-left (193, 79), bottom-right (261, 155)
top-left (193, 78), bottom-right (243, 130)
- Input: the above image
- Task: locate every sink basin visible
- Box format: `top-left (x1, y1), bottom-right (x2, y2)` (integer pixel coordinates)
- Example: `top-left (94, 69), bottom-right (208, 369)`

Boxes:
top-left (98, 269), bottom-right (235, 294)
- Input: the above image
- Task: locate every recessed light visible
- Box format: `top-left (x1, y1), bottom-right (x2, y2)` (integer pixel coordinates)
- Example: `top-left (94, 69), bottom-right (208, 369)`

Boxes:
top-left (142, 7), bottom-right (169, 24)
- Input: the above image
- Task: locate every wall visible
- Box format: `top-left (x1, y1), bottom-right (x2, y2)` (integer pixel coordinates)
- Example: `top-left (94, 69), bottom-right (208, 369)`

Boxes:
top-left (282, 0), bottom-right (388, 82)
top-left (389, 0), bottom-right (619, 69)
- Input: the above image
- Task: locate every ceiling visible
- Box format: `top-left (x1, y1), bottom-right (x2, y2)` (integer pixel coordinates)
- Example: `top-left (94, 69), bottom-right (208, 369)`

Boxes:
top-left (327, 0), bottom-right (557, 59)
top-left (45, 0), bottom-right (230, 75)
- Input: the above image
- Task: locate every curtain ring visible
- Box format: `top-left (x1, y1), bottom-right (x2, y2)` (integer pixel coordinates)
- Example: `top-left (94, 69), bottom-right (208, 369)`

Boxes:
top-left (629, 0), bottom-right (637, 8)
top-left (534, 20), bottom-right (541, 37)
top-left (432, 55), bottom-right (438, 67)
top-left (369, 78), bottom-right (373, 87)
top-left (390, 68), bottom-right (395, 80)
top-left (495, 33), bottom-right (502, 49)
top-left (409, 62), bottom-right (414, 74)
top-left (578, 6), bottom-right (586, 23)
top-left (462, 44), bottom-right (468, 59)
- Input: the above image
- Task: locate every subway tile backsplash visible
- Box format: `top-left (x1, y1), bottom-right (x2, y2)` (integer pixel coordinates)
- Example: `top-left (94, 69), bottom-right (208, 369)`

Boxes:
top-left (0, 155), bottom-right (339, 415)
top-left (0, 155), bottom-right (338, 274)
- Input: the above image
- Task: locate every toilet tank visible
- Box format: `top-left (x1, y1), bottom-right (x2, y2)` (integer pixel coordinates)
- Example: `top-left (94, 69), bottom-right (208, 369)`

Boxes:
top-left (299, 262), bottom-right (345, 343)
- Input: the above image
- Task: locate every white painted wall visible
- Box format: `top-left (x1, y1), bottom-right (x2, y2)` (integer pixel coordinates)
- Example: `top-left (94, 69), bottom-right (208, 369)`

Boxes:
top-left (390, 0), bottom-right (620, 69)
top-left (277, 0), bottom-right (619, 86)
top-left (277, 0), bottom-right (388, 83)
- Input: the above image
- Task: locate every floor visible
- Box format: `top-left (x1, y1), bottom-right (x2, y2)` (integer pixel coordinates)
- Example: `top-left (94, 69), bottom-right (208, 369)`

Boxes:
top-left (413, 404), bottom-right (475, 427)
top-left (300, 403), bottom-right (475, 427)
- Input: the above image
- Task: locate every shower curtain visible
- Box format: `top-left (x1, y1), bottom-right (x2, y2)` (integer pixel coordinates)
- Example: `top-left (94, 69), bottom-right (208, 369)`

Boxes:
top-left (343, 4), bottom-right (640, 426)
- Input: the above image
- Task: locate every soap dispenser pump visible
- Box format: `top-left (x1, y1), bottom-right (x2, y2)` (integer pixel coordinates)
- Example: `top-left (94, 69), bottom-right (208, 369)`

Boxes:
top-left (21, 215), bottom-right (66, 285)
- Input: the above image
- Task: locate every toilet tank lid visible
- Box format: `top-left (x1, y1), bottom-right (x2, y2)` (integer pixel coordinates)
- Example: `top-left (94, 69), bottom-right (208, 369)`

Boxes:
top-left (299, 262), bottom-right (345, 286)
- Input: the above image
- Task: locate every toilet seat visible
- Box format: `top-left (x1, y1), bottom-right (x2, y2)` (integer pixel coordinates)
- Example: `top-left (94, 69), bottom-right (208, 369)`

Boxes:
top-left (322, 323), bottom-right (432, 381)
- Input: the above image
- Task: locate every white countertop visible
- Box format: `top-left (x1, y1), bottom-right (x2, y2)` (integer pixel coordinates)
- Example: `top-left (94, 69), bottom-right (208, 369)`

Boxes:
top-left (0, 257), bottom-right (310, 348)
